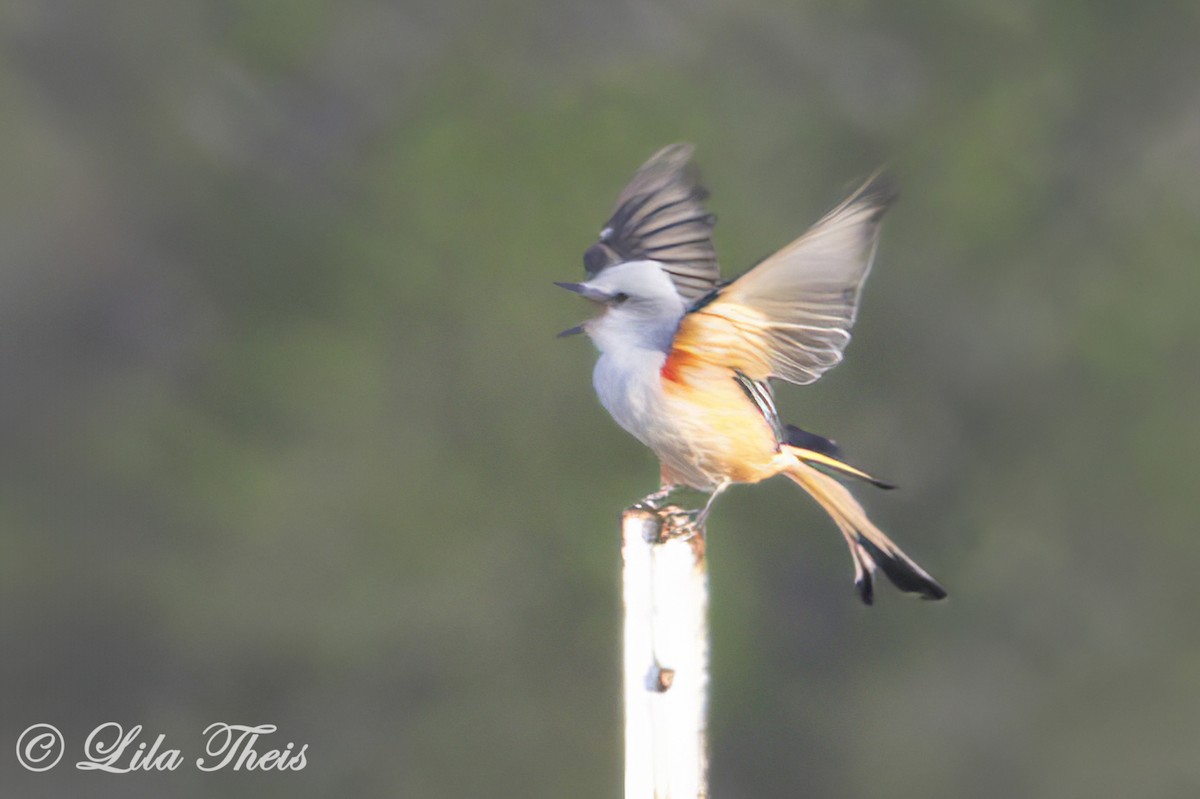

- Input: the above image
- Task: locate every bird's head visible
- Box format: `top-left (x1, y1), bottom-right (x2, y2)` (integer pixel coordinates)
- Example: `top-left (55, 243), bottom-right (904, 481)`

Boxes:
top-left (556, 260), bottom-right (686, 354)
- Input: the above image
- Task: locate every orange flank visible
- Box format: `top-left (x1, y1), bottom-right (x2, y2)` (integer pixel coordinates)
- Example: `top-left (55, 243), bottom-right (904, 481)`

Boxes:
top-left (659, 345), bottom-right (782, 486)
top-left (667, 306), bottom-right (776, 386)
top-left (661, 312), bottom-right (733, 388)
top-left (660, 346), bottom-right (697, 385)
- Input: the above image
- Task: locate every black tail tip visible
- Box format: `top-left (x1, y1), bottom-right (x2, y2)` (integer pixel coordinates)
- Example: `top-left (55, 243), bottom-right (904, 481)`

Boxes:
top-left (856, 570), bottom-right (946, 604)
top-left (855, 573), bottom-right (875, 606)
top-left (856, 537), bottom-right (948, 602)
top-left (920, 581), bottom-right (949, 601)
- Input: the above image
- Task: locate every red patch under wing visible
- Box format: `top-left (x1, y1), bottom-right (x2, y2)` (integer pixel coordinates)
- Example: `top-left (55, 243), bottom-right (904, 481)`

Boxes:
top-left (660, 347), bottom-right (696, 386)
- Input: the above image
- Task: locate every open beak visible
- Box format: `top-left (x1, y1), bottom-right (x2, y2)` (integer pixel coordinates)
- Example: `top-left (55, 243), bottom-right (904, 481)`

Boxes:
top-left (555, 281), bottom-right (609, 338)
top-left (556, 324), bottom-right (584, 338)
top-left (554, 281), bottom-right (612, 303)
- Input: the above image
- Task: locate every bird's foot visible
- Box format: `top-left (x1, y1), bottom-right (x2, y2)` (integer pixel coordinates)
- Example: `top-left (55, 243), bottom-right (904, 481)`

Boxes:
top-left (633, 486), bottom-right (676, 513)
top-left (660, 506), bottom-right (703, 540)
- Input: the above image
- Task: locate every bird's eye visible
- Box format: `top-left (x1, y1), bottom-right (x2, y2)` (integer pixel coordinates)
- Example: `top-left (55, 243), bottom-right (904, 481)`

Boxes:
top-left (613, 292), bottom-right (630, 305)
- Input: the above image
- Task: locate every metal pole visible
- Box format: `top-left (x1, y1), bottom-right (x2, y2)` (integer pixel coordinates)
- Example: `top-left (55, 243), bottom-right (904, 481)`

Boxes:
top-left (622, 506), bottom-right (709, 799)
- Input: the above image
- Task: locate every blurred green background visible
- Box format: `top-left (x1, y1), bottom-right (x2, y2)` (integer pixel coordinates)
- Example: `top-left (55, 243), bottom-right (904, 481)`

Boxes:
top-left (3, 1), bottom-right (1199, 796)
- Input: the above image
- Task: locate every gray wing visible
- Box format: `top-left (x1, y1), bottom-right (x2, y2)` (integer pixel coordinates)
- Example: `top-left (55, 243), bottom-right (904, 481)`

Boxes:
top-left (712, 172), bottom-right (897, 385)
top-left (583, 143), bottom-right (722, 302)
top-left (732, 370), bottom-right (785, 444)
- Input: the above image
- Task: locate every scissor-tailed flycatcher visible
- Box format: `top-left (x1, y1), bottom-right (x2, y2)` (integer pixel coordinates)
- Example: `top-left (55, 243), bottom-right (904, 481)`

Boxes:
top-left (558, 144), bottom-right (946, 604)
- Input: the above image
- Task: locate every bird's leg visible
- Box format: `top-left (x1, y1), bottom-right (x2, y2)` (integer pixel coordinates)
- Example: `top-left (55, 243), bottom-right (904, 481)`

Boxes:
top-left (635, 484), bottom-right (677, 511)
top-left (636, 465), bottom-right (686, 511)
top-left (665, 480), bottom-right (731, 538)
top-left (693, 480), bottom-right (731, 529)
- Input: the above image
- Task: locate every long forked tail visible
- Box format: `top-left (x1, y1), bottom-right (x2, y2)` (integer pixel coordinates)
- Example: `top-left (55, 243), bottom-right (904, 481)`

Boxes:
top-left (783, 452), bottom-right (947, 605)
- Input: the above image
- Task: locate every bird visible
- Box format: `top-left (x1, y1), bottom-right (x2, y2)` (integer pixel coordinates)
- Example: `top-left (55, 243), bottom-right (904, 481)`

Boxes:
top-left (557, 144), bottom-right (946, 605)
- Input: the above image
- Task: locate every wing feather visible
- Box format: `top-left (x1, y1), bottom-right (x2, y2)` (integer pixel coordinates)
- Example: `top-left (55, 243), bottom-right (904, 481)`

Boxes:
top-left (584, 144), bottom-right (722, 302)
top-left (671, 173), bottom-right (897, 385)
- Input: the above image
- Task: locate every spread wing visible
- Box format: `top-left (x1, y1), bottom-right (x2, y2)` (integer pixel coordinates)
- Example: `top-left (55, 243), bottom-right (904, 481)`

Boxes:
top-left (583, 143), bottom-right (722, 302)
top-left (669, 173), bottom-right (897, 386)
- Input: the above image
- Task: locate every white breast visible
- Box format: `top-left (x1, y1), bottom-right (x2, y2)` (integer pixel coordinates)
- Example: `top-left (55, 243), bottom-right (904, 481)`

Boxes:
top-left (592, 346), bottom-right (669, 450)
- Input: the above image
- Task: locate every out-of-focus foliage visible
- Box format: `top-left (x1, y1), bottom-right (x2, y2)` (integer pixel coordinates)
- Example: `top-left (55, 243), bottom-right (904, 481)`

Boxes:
top-left (3, 1), bottom-right (1199, 796)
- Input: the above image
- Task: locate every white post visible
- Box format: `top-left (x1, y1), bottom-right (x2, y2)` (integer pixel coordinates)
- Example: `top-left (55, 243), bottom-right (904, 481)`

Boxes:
top-left (622, 506), bottom-right (709, 799)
